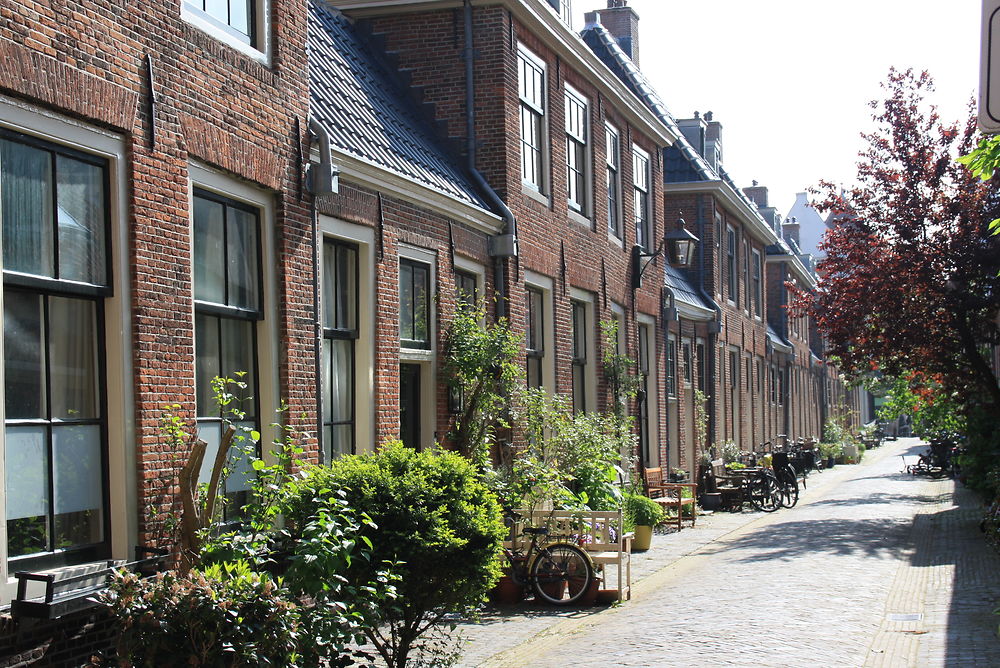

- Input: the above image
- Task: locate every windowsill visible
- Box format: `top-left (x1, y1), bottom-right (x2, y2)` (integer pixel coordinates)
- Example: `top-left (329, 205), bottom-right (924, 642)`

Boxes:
top-left (521, 183), bottom-right (550, 207)
top-left (607, 232), bottom-right (624, 249)
top-left (568, 209), bottom-right (592, 228)
top-left (400, 348), bottom-right (433, 363)
top-left (181, 5), bottom-right (271, 66)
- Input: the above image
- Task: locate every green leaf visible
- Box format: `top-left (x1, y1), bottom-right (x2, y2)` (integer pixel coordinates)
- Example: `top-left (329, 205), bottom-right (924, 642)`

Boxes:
top-left (252, 460), bottom-right (267, 471)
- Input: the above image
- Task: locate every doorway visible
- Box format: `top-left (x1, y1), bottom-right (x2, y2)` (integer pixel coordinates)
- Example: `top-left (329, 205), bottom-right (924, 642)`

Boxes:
top-left (399, 363), bottom-right (421, 449)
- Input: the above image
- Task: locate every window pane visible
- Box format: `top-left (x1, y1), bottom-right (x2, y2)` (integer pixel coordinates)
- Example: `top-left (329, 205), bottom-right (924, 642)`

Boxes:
top-left (229, 0), bottom-right (251, 37)
top-left (1, 139), bottom-right (54, 278)
top-left (194, 195), bottom-right (225, 304)
top-left (413, 264), bottom-right (428, 344)
top-left (400, 262), bottom-right (414, 341)
top-left (227, 206), bottom-right (258, 310)
top-left (48, 296), bottom-right (98, 419)
top-left (4, 290), bottom-right (45, 419)
top-left (328, 425), bottom-right (352, 459)
top-left (322, 243), bottom-right (337, 330)
top-left (5, 425), bottom-right (49, 557)
top-left (56, 155), bottom-right (106, 285)
top-left (336, 243), bottom-right (356, 329)
top-left (204, 0), bottom-right (228, 24)
top-left (328, 338), bottom-right (352, 421)
top-left (221, 316), bottom-right (255, 398)
top-left (52, 424), bottom-right (103, 547)
top-left (195, 312), bottom-right (221, 416)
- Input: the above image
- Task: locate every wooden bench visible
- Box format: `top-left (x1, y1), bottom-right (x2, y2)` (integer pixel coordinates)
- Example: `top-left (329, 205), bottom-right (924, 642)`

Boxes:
top-left (519, 508), bottom-right (632, 602)
top-left (643, 468), bottom-right (697, 529)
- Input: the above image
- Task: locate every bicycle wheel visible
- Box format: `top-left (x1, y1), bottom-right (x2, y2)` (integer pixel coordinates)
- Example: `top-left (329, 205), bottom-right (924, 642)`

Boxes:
top-left (777, 464), bottom-right (799, 508)
top-left (746, 472), bottom-right (781, 512)
top-left (531, 543), bottom-right (593, 606)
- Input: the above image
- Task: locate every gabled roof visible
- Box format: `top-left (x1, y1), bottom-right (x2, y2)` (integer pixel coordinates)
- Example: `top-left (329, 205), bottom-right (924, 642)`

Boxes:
top-left (308, 2), bottom-right (488, 209)
top-left (767, 324), bottom-right (793, 354)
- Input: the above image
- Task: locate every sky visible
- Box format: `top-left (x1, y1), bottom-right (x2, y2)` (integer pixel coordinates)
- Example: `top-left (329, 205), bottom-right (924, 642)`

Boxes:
top-left (575, 0), bottom-right (981, 217)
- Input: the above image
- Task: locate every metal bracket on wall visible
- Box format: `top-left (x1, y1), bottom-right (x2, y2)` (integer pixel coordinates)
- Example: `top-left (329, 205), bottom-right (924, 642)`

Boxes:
top-left (448, 220), bottom-right (456, 270)
top-left (145, 54), bottom-right (158, 151)
top-left (560, 240), bottom-right (567, 294)
top-left (376, 192), bottom-right (385, 262)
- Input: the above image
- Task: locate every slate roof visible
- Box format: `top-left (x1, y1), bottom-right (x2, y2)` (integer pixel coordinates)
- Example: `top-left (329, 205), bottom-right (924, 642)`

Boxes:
top-left (664, 263), bottom-right (715, 316)
top-left (308, 2), bottom-right (488, 209)
top-left (767, 324), bottom-right (793, 353)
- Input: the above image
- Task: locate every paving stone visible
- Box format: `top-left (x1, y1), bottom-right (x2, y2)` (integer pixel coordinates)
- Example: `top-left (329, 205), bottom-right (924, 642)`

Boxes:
top-left (452, 438), bottom-right (1000, 667)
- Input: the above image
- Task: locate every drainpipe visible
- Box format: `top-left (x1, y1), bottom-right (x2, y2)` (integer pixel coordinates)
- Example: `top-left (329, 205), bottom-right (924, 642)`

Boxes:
top-left (463, 0), bottom-right (517, 320)
top-left (306, 117), bottom-right (335, 451)
top-left (695, 194), bottom-right (721, 454)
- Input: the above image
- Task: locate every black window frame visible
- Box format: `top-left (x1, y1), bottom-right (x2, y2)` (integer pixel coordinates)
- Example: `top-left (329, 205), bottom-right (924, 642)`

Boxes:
top-left (322, 238), bottom-right (359, 459)
top-left (526, 287), bottom-right (545, 389)
top-left (399, 258), bottom-right (432, 350)
top-left (2, 129), bottom-right (113, 572)
top-left (571, 300), bottom-right (587, 413)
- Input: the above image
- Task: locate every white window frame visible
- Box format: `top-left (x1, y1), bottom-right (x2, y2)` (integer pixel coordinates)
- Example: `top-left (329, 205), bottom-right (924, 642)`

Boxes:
top-left (398, 245), bottom-right (437, 450)
top-left (181, 0), bottom-right (272, 64)
top-left (637, 315), bottom-right (659, 467)
top-left (0, 97), bottom-right (133, 601)
top-left (632, 146), bottom-right (651, 251)
top-left (564, 84), bottom-right (590, 219)
top-left (569, 287), bottom-right (596, 413)
top-left (320, 216), bottom-right (375, 454)
top-left (518, 45), bottom-right (548, 197)
top-left (605, 124), bottom-right (622, 241)
top-left (524, 271), bottom-right (555, 394)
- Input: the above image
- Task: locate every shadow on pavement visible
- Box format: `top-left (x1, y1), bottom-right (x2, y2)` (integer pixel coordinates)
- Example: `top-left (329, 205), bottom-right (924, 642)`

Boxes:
top-left (807, 492), bottom-right (951, 508)
top-left (701, 517), bottom-right (913, 563)
top-left (450, 600), bottom-right (608, 627)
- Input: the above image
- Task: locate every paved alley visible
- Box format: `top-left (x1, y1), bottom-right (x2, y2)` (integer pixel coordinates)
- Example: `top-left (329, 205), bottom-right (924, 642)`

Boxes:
top-left (455, 438), bottom-right (1000, 667)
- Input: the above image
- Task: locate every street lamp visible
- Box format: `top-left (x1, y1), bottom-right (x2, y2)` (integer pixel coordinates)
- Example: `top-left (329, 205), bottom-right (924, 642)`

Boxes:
top-left (664, 223), bottom-right (699, 268)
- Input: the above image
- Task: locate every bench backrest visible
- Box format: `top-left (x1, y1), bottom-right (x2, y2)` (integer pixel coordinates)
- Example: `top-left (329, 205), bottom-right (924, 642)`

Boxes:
top-left (644, 467), bottom-right (666, 493)
top-left (520, 509), bottom-right (625, 552)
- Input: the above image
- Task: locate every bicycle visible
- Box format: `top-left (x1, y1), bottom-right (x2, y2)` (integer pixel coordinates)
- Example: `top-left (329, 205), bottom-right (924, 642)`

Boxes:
top-left (501, 510), bottom-right (595, 606)
top-left (771, 452), bottom-right (800, 508)
top-left (735, 467), bottom-right (782, 513)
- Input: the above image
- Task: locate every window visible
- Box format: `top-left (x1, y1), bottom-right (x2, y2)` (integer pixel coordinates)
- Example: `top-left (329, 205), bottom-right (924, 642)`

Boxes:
top-left (605, 125), bottom-right (621, 238)
top-left (455, 270), bottom-right (478, 305)
top-left (518, 47), bottom-right (546, 193)
top-left (751, 249), bottom-right (762, 317)
top-left (682, 341), bottom-right (693, 385)
top-left (322, 239), bottom-right (358, 459)
top-left (564, 86), bottom-right (589, 215)
top-left (2, 130), bottom-right (112, 568)
top-left (665, 334), bottom-right (677, 398)
top-left (637, 321), bottom-right (656, 467)
top-left (526, 287), bottom-right (544, 389)
top-left (743, 240), bottom-right (751, 313)
top-left (633, 147), bottom-right (651, 251)
top-left (193, 188), bottom-right (262, 513)
top-left (571, 300), bottom-right (588, 413)
top-left (400, 258), bottom-right (431, 349)
top-left (726, 226), bottom-right (737, 303)
top-left (182, 0), bottom-right (269, 58)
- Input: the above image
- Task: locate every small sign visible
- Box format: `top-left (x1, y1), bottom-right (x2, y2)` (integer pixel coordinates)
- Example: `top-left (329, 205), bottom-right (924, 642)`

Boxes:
top-left (981, 0), bottom-right (1000, 132)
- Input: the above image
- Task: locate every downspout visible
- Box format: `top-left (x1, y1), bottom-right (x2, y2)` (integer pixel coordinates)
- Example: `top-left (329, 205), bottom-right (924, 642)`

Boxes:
top-left (307, 117), bottom-right (332, 450)
top-left (695, 194), bottom-right (721, 454)
top-left (463, 0), bottom-right (517, 320)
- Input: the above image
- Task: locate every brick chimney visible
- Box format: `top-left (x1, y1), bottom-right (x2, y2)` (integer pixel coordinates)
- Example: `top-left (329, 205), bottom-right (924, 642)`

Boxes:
top-left (596, 0), bottom-right (640, 67)
top-left (783, 216), bottom-right (801, 248)
top-left (743, 181), bottom-right (768, 208)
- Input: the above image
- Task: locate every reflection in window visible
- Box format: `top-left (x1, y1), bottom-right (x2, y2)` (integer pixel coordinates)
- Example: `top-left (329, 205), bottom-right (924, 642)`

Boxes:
top-left (1, 130), bottom-right (110, 568)
top-left (571, 301), bottom-right (587, 413)
top-left (323, 239), bottom-right (358, 459)
top-left (518, 47), bottom-right (546, 192)
top-left (184, 0), bottom-right (257, 46)
top-left (193, 189), bottom-right (262, 515)
top-left (400, 258), bottom-right (431, 349)
top-left (526, 288), bottom-right (544, 389)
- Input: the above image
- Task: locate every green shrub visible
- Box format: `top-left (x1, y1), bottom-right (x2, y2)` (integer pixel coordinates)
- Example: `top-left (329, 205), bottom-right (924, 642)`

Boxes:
top-left (102, 561), bottom-right (300, 667)
top-left (282, 442), bottom-right (505, 668)
top-left (624, 493), bottom-right (664, 528)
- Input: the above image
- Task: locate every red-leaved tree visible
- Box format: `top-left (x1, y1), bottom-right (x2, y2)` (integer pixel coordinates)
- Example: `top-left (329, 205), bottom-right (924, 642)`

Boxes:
top-left (792, 68), bottom-right (1000, 411)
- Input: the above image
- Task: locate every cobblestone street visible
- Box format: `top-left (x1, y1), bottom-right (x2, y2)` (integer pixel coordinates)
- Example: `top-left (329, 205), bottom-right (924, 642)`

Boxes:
top-left (454, 438), bottom-right (1000, 667)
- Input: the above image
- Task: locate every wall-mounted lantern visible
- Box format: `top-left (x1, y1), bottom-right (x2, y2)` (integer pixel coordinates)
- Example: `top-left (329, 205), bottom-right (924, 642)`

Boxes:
top-left (664, 222), bottom-right (699, 268)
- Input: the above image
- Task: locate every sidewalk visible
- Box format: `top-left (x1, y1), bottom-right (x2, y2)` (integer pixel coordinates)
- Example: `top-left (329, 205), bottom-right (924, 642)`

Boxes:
top-left (453, 445), bottom-right (893, 667)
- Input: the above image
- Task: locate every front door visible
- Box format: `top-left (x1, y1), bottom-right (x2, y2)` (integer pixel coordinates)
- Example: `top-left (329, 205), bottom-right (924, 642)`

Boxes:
top-left (399, 363), bottom-right (421, 449)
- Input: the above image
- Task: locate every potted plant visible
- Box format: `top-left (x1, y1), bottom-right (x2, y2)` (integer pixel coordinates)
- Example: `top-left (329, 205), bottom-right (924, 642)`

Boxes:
top-left (669, 467), bottom-right (688, 483)
top-left (820, 443), bottom-right (841, 468)
top-left (624, 493), bottom-right (664, 551)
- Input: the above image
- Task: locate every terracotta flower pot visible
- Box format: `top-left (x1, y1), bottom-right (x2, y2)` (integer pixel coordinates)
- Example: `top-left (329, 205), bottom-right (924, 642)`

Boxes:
top-left (489, 575), bottom-right (524, 604)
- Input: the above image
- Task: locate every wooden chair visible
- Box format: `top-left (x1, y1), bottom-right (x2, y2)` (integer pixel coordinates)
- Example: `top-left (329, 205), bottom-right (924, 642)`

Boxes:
top-left (643, 467), bottom-right (697, 529)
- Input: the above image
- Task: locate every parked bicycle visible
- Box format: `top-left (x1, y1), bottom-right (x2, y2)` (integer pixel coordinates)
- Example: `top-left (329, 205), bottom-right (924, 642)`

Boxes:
top-left (501, 509), bottom-right (595, 605)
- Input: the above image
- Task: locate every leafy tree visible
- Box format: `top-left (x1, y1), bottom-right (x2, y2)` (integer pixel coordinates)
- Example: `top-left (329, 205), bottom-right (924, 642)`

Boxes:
top-left (442, 300), bottom-right (521, 464)
top-left (792, 68), bottom-right (1000, 411)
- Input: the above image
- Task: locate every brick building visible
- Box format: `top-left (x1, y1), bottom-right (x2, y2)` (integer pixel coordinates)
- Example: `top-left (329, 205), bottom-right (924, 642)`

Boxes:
top-left (0, 0), bottom-right (856, 663)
